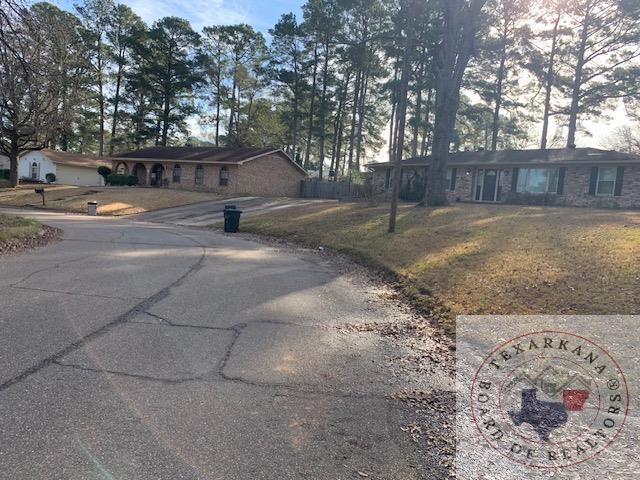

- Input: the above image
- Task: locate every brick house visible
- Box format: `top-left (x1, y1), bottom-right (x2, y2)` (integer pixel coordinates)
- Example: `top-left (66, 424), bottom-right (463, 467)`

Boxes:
top-left (368, 148), bottom-right (640, 208)
top-left (111, 147), bottom-right (308, 197)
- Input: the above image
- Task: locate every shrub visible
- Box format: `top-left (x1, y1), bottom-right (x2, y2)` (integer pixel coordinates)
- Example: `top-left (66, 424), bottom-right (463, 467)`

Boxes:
top-left (45, 173), bottom-right (56, 183)
top-left (505, 191), bottom-right (558, 206)
top-left (98, 166), bottom-right (112, 184)
top-left (19, 176), bottom-right (44, 184)
top-left (0, 169), bottom-right (9, 180)
top-left (107, 173), bottom-right (138, 186)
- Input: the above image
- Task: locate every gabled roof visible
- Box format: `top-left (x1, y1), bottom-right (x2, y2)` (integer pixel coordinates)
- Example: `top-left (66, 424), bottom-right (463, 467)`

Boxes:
top-left (367, 148), bottom-right (640, 168)
top-left (39, 149), bottom-right (111, 169)
top-left (113, 146), bottom-right (308, 175)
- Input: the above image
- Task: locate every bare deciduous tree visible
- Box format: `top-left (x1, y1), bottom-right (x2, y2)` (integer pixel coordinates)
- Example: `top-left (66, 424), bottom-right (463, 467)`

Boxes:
top-left (0, 0), bottom-right (61, 187)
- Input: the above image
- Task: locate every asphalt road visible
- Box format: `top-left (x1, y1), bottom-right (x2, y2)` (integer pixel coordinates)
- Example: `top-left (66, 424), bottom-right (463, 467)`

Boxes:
top-left (0, 208), bottom-right (447, 479)
top-left (131, 197), bottom-right (335, 227)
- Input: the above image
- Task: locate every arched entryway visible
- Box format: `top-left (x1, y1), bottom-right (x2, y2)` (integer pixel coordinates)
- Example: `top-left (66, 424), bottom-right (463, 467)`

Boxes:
top-left (115, 162), bottom-right (129, 175)
top-left (150, 163), bottom-right (164, 187)
top-left (132, 163), bottom-right (147, 185)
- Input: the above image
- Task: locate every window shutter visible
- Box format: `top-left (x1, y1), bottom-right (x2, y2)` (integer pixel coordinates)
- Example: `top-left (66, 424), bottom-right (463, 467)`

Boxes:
top-left (511, 168), bottom-right (519, 191)
top-left (450, 168), bottom-right (457, 191)
top-left (588, 167), bottom-right (598, 195)
top-left (614, 167), bottom-right (624, 196)
top-left (557, 167), bottom-right (566, 195)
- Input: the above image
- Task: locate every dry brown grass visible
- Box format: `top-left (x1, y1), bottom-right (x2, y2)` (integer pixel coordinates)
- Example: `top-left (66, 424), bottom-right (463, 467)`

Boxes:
top-left (239, 202), bottom-right (640, 325)
top-left (0, 185), bottom-right (222, 215)
top-left (0, 214), bottom-right (41, 242)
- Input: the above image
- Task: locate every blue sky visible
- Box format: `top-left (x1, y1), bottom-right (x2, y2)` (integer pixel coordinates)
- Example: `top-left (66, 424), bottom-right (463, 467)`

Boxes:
top-left (50, 0), bottom-right (304, 35)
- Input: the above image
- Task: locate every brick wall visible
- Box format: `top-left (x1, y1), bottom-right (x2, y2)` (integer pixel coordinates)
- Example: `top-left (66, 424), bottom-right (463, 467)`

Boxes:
top-left (373, 165), bottom-right (640, 208)
top-left (554, 166), bottom-right (640, 208)
top-left (167, 162), bottom-right (240, 194)
top-left (114, 154), bottom-right (307, 197)
top-left (236, 153), bottom-right (306, 197)
top-left (447, 168), bottom-right (475, 202)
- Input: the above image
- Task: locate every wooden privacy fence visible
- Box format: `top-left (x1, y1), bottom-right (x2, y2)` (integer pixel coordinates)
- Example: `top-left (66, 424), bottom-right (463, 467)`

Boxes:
top-left (300, 179), bottom-right (372, 199)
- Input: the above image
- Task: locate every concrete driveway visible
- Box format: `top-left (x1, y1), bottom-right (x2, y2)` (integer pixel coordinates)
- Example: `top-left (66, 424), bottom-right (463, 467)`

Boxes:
top-left (131, 196), bottom-right (335, 227)
top-left (0, 208), bottom-right (450, 479)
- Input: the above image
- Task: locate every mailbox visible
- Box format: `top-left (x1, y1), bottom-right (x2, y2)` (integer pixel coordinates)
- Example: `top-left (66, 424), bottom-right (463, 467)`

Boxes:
top-left (34, 188), bottom-right (45, 206)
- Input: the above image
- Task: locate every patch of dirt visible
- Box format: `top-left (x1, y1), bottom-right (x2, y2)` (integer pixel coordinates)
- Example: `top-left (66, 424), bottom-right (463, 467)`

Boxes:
top-left (0, 225), bottom-right (62, 255)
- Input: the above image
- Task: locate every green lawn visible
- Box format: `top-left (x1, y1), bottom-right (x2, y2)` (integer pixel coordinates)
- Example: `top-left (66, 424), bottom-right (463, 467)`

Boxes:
top-left (236, 202), bottom-right (640, 328)
top-left (0, 214), bottom-right (42, 243)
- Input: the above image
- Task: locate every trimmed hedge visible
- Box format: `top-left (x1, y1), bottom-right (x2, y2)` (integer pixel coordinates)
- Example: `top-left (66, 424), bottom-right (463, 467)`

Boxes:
top-left (45, 173), bottom-right (56, 183)
top-left (107, 173), bottom-right (138, 186)
top-left (0, 169), bottom-right (9, 180)
top-left (505, 191), bottom-right (558, 206)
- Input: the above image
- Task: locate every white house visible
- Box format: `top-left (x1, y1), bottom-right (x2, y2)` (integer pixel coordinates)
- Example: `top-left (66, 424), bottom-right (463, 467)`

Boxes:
top-left (19, 149), bottom-right (110, 186)
top-left (0, 154), bottom-right (8, 169)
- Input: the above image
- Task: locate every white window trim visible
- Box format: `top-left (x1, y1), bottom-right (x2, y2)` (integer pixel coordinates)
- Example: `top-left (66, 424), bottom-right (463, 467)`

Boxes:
top-left (595, 167), bottom-right (616, 196)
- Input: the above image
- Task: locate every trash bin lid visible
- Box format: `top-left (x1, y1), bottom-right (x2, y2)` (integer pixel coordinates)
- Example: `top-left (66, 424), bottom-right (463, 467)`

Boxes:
top-left (88, 201), bottom-right (98, 205)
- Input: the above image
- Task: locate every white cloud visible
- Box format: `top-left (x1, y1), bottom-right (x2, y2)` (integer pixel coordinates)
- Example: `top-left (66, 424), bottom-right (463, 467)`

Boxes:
top-left (121, 0), bottom-right (251, 31)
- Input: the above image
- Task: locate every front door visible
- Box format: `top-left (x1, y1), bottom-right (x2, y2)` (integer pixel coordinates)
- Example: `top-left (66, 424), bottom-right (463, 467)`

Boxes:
top-left (475, 169), bottom-right (500, 202)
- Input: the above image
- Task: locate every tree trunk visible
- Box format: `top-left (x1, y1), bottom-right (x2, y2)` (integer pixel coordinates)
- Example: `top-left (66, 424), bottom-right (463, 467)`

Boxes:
top-left (347, 69), bottom-right (362, 171)
top-left (389, 0), bottom-right (418, 233)
top-left (9, 138), bottom-right (18, 188)
top-left (317, 40), bottom-right (330, 180)
top-left (355, 72), bottom-right (369, 170)
top-left (388, 58), bottom-right (400, 162)
top-left (424, 0), bottom-right (486, 206)
top-left (291, 48), bottom-right (300, 161)
top-left (304, 41), bottom-right (319, 169)
top-left (97, 39), bottom-right (105, 157)
top-left (420, 87), bottom-right (433, 156)
top-left (540, 12), bottom-right (561, 149)
top-left (214, 72), bottom-right (221, 146)
top-left (228, 60), bottom-right (238, 145)
top-left (490, 38), bottom-right (507, 151)
top-left (109, 55), bottom-right (125, 156)
top-left (412, 60), bottom-right (425, 157)
top-left (567, 9), bottom-right (590, 148)
top-left (331, 70), bottom-right (351, 179)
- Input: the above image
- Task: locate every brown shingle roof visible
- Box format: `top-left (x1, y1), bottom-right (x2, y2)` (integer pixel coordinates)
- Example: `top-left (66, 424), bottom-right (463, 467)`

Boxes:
top-left (41, 149), bottom-right (111, 169)
top-left (114, 146), bottom-right (279, 163)
top-left (367, 148), bottom-right (640, 169)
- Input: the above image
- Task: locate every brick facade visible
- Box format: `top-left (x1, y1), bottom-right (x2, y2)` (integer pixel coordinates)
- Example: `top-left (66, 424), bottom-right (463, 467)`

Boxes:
top-left (372, 165), bottom-right (640, 208)
top-left (112, 153), bottom-right (306, 197)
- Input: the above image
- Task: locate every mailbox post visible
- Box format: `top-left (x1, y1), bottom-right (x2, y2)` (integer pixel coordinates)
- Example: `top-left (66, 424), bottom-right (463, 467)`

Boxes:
top-left (34, 188), bottom-right (45, 206)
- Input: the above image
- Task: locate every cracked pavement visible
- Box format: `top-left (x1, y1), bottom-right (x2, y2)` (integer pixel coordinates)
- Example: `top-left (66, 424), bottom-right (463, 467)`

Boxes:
top-left (0, 207), bottom-right (451, 479)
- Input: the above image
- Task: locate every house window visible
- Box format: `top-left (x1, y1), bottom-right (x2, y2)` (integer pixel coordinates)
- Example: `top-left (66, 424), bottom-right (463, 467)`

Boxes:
top-left (172, 164), bottom-right (181, 183)
top-left (445, 168), bottom-right (457, 191)
top-left (219, 166), bottom-right (229, 186)
top-left (516, 168), bottom-right (559, 194)
top-left (596, 167), bottom-right (616, 196)
top-left (31, 162), bottom-right (39, 180)
top-left (116, 163), bottom-right (127, 174)
top-left (194, 165), bottom-right (204, 185)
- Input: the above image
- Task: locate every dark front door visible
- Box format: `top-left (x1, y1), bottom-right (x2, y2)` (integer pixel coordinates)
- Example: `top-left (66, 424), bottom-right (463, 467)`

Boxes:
top-left (481, 169), bottom-right (499, 202)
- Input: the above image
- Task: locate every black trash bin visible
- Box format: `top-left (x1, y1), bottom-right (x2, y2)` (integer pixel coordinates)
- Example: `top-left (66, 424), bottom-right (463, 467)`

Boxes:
top-left (223, 208), bottom-right (242, 233)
